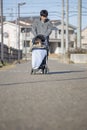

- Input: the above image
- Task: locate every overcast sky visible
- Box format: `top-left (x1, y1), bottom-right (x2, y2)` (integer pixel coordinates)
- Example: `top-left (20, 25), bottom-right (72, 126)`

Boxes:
top-left (3, 0), bottom-right (87, 29)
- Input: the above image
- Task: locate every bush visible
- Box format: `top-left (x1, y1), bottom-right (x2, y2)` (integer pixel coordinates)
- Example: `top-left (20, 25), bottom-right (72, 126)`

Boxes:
top-left (68, 48), bottom-right (87, 54)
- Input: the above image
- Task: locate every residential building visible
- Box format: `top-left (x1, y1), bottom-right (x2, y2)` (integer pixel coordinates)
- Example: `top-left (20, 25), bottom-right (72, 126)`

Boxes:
top-left (19, 17), bottom-right (77, 52)
top-left (0, 21), bottom-right (18, 49)
top-left (0, 21), bottom-right (33, 52)
top-left (49, 20), bottom-right (76, 54)
top-left (81, 27), bottom-right (87, 49)
top-left (0, 17), bottom-right (77, 55)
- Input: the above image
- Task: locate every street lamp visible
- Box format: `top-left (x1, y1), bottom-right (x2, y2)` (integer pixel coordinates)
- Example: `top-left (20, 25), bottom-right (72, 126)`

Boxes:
top-left (18, 2), bottom-right (26, 63)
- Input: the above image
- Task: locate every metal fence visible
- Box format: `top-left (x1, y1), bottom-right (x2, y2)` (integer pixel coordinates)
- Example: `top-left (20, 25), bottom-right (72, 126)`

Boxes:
top-left (0, 43), bottom-right (22, 63)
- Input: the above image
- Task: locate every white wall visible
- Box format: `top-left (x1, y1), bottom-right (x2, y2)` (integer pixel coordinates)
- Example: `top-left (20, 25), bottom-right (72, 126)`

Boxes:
top-left (1, 23), bottom-right (18, 49)
top-left (70, 54), bottom-right (87, 63)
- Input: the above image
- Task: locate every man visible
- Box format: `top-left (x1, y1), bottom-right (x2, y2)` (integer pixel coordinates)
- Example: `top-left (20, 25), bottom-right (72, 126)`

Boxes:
top-left (32, 9), bottom-right (53, 47)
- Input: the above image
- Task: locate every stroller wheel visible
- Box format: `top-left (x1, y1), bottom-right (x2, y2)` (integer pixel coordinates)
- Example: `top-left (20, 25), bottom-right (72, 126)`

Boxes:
top-left (44, 67), bottom-right (49, 74)
top-left (31, 69), bottom-right (33, 75)
top-left (31, 69), bottom-right (38, 75)
top-left (31, 69), bottom-right (36, 75)
top-left (41, 68), bottom-right (44, 74)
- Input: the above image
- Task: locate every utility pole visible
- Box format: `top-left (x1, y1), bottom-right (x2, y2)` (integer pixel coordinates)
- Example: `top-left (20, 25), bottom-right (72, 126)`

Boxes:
top-left (18, 3), bottom-right (21, 63)
top-left (17, 2), bottom-right (26, 63)
top-left (66, 0), bottom-right (69, 52)
top-left (24, 27), bottom-right (27, 61)
top-left (61, 0), bottom-right (64, 54)
top-left (77, 0), bottom-right (82, 48)
top-left (0, 0), bottom-right (4, 63)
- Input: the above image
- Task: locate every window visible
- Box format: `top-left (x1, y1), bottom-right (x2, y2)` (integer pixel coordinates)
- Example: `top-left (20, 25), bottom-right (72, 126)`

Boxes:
top-left (58, 42), bottom-right (61, 47)
top-left (59, 30), bottom-right (61, 34)
top-left (21, 28), bottom-right (32, 33)
top-left (64, 30), bottom-right (66, 34)
top-left (59, 30), bottom-right (66, 34)
top-left (70, 42), bottom-right (74, 48)
top-left (23, 41), bottom-right (30, 47)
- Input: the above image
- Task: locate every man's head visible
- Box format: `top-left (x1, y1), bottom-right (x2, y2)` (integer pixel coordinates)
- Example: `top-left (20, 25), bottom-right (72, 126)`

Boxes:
top-left (40, 10), bottom-right (48, 22)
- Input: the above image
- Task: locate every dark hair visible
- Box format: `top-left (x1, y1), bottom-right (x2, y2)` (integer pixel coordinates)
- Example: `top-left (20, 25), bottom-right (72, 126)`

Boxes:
top-left (40, 10), bottom-right (48, 17)
top-left (33, 34), bottom-right (45, 44)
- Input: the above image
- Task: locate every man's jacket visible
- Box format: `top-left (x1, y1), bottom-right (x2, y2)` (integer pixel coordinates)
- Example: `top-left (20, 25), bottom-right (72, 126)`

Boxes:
top-left (32, 18), bottom-right (53, 37)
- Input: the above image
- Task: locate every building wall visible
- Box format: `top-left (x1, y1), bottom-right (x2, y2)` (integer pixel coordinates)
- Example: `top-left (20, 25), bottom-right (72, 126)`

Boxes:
top-left (3, 24), bottom-right (17, 49)
top-left (49, 24), bottom-right (76, 54)
top-left (0, 22), bottom-right (34, 51)
top-left (82, 28), bottom-right (87, 49)
top-left (0, 23), bottom-right (19, 49)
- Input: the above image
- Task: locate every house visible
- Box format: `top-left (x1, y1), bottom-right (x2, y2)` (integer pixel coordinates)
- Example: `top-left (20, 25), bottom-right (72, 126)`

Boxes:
top-left (19, 17), bottom-right (77, 53)
top-left (81, 27), bottom-right (87, 49)
top-left (0, 21), bottom-right (33, 51)
top-left (0, 17), bottom-right (77, 55)
top-left (49, 20), bottom-right (76, 54)
top-left (0, 21), bottom-right (18, 49)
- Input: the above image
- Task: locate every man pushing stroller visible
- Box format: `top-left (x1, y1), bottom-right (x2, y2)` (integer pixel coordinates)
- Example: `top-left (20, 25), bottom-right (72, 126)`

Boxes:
top-left (31, 10), bottom-right (53, 74)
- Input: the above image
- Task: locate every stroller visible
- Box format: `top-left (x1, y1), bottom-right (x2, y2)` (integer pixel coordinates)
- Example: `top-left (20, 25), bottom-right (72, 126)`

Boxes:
top-left (31, 35), bottom-right (49, 74)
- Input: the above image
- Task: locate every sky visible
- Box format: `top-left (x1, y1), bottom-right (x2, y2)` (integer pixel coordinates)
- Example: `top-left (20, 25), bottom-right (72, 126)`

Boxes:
top-left (3, 0), bottom-right (87, 29)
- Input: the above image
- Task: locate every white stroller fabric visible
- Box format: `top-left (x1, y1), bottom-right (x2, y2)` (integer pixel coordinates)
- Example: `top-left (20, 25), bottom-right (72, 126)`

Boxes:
top-left (32, 48), bottom-right (47, 69)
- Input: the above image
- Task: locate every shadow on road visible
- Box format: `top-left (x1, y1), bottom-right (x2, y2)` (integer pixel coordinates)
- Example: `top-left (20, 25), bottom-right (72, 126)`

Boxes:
top-left (48, 70), bottom-right (86, 75)
top-left (0, 69), bottom-right (87, 86)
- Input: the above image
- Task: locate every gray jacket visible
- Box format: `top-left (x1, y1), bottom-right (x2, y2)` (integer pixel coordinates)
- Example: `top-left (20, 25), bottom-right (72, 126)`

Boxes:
top-left (32, 18), bottom-right (53, 37)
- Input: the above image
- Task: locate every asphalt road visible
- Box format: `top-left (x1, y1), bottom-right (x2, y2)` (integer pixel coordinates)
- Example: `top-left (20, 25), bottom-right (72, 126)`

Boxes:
top-left (0, 58), bottom-right (87, 130)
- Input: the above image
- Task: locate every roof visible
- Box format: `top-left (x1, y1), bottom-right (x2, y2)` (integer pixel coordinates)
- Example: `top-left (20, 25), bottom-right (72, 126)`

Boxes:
top-left (11, 20), bottom-right (31, 26)
top-left (51, 20), bottom-right (77, 29)
top-left (0, 21), bottom-right (32, 29)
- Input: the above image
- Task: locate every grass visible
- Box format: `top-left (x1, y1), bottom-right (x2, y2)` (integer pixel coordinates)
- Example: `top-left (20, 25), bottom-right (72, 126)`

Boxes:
top-left (0, 61), bottom-right (15, 70)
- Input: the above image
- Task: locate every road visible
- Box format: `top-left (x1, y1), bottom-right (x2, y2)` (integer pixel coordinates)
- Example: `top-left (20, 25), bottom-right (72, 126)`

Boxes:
top-left (0, 58), bottom-right (87, 130)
